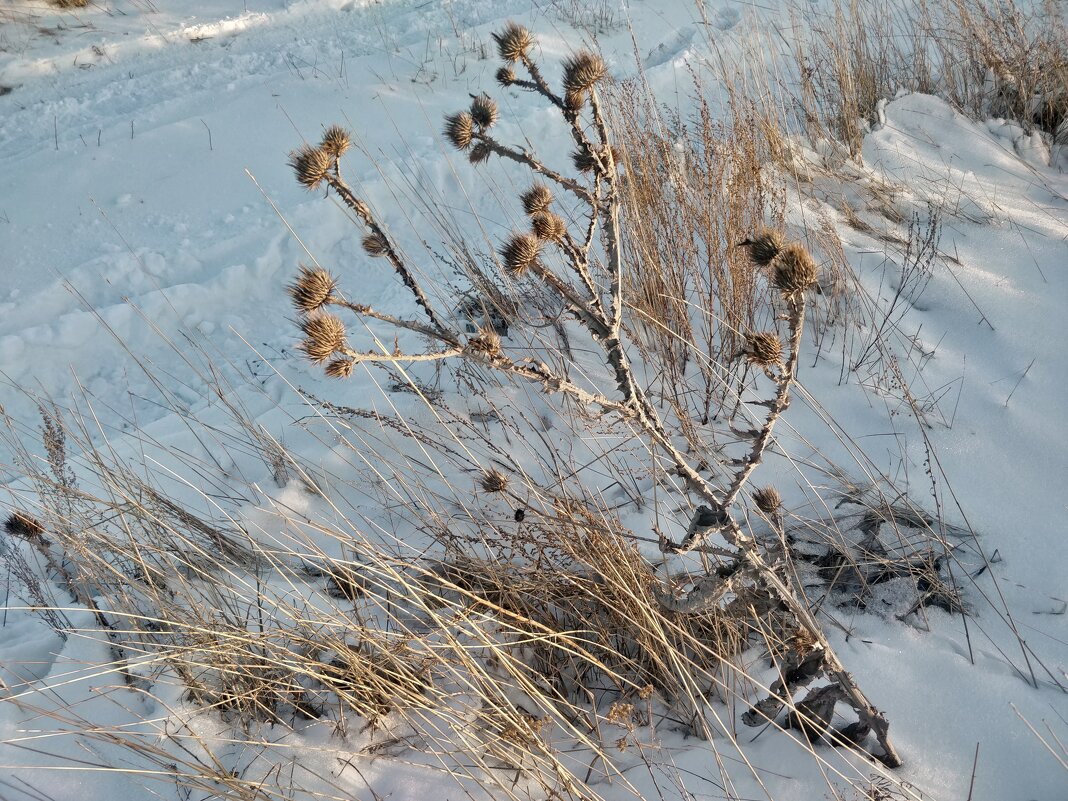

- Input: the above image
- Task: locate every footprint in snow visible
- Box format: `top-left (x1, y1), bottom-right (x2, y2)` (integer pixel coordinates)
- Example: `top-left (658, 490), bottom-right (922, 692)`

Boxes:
top-left (644, 27), bottom-right (696, 69)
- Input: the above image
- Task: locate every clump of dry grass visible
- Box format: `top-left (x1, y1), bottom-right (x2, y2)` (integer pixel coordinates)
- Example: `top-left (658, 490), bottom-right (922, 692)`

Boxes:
top-left (781, 0), bottom-right (1068, 157)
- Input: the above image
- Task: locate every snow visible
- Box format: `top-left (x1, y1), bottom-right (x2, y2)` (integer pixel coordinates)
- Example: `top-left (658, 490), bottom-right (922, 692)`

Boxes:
top-left (1, 1), bottom-right (1067, 800)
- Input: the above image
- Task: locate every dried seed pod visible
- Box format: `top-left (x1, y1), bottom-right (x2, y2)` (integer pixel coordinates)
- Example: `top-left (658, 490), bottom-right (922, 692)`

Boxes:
top-left (521, 184), bottom-right (554, 215)
top-left (745, 331), bottom-right (783, 367)
top-left (480, 469), bottom-right (510, 493)
top-left (563, 89), bottom-right (586, 111)
top-left (289, 145), bottom-right (332, 190)
top-left (740, 228), bottom-right (785, 267)
top-left (299, 313), bottom-right (347, 364)
top-left (288, 264), bottom-right (338, 314)
top-left (467, 327), bottom-right (502, 356)
top-left (531, 211), bottom-right (566, 241)
top-left (571, 147), bottom-right (597, 173)
top-left (752, 486), bottom-right (782, 516)
top-left (320, 125), bottom-right (351, 159)
top-left (493, 21), bottom-right (533, 63)
top-left (562, 51), bottom-right (607, 94)
top-left (468, 142), bottom-right (493, 164)
top-left (362, 233), bottom-right (389, 257)
top-left (496, 66), bottom-right (516, 86)
top-left (324, 357), bottom-right (357, 379)
top-left (4, 512), bottom-right (45, 540)
top-left (470, 93), bottom-right (498, 129)
top-left (444, 111), bottom-right (474, 150)
top-left (772, 243), bottom-right (818, 295)
top-left (500, 233), bottom-right (541, 276)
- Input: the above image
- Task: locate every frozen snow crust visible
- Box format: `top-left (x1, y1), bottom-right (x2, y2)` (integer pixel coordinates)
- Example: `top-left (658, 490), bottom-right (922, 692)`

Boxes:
top-left (1, 1), bottom-right (1066, 800)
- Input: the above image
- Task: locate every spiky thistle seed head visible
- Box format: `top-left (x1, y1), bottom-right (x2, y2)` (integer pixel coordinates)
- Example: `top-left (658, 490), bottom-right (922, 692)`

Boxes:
top-left (470, 93), bottom-right (498, 129)
top-left (531, 211), bottom-right (566, 241)
top-left (496, 66), bottom-right (516, 86)
top-left (772, 243), bottom-right (819, 295)
top-left (300, 313), bottom-right (347, 364)
top-left (500, 233), bottom-right (541, 276)
top-left (572, 147), bottom-right (597, 173)
top-left (562, 51), bottom-right (608, 94)
top-left (362, 233), bottom-right (389, 258)
top-left (444, 111), bottom-right (474, 150)
top-left (521, 184), bottom-right (554, 215)
top-left (467, 327), bottom-right (502, 356)
top-left (480, 468), bottom-right (509, 493)
top-left (741, 229), bottom-right (785, 267)
top-left (752, 486), bottom-right (782, 516)
top-left (320, 125), bottom-right (351, 159)
top-left (288, 264), bottom-right (338, 314)
top-left (564, 89), bottom-right (586, 111)
top-left (493, 21), bottom-right (533, 63)
top-left (745, 331), bottom-right (783, 367)
top-left (289, 145), bottom-right (332, 190)
top-left (4, 511), bottom-right (44, 540)
top-left (324, 357), bottom-right (357, 379)
top-left (469, 143), bottom-right (492, 164)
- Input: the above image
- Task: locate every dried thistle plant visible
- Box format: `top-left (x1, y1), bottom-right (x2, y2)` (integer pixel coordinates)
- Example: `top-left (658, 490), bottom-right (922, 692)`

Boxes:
top-left (740, 228), bottom-right (784, 267)
top-left (492, 21), bottom-right (533, 63)
top-left (500, 233), bottom-right (542, 276)
top-left (288, 265), bottom-right (337, 314)
top-left (299, 314), bottom-right (347, 363)
top-left (772, 242), bottom-right (819, 295)
top-left (280, 25), bottom-right (900, 769)
top-left (470, 94), bottom-right (499, 129)
top-left (480, 468), bottom-right (510, 493)
top-left (745, 331), bottom-right (784, 368)
top-left (521, 184), bottom-right (554, 215)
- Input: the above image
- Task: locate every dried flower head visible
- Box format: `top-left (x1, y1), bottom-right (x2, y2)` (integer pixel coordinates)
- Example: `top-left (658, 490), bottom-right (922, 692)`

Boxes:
top-left (4, 511), bottom-right (45, 540)
top-left (324, 357), bottom-right (357, 379)
top-left (521, 184), bottom-right (554, 215)
top-left (299, 313), bottom-right (347, 364)
top-left (571, 147), bottom-right (597, 173)
top-left (444, 111), bottom-right (474, 150)
top-left (772, 243), bottom-right (818, 295)
top-left (745, 331), bottom-right (783, 367)
top-left (288, 264), bottom-right (338, 314)
top-left (564, 89), bottom-right (586, 111)
top-left (469, 142), bottom-right (492, 164)
top-left (531, 211), bottom-right (566, 241)
top-left (320, 125), bottom-right (351, 159)
top-left (562, 51), bottom-right (607, 94)
top-left (480, 468), bottom-right (509, 493)
top-left (470, 93), bottom-right (498, 129)
top-left (493, 21), bottom-right (533, 63)
top-left (752, 486), bottom-right (782, 516)
top-left (496, 66), bottom-right (516, 86)
top-left (362, 232), bottom-right (389, 257)
top-left (740, 229), bottom-right (784, 267)
top-left (289, 145), bottom-right (332, 190)
top-left (500, 233), bottom-right (541, 276)
top-left (467, 327), bottom-right (502, 356)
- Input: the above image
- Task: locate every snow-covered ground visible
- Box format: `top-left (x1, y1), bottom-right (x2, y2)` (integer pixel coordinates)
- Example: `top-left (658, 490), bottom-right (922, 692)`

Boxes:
top-left (1, 1), bottom-right (1066, 800)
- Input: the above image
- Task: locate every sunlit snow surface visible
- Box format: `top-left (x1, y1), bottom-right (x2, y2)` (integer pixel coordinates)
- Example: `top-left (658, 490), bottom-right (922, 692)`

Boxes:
top-left (1, 1), bottom-right (1066, 800)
